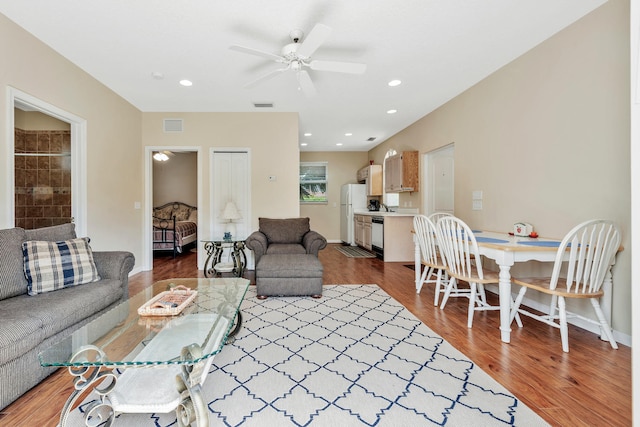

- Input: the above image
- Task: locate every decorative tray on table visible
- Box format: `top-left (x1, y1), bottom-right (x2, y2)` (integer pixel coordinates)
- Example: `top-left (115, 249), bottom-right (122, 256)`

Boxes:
top-left (137, 285), bottom-right (197, 317)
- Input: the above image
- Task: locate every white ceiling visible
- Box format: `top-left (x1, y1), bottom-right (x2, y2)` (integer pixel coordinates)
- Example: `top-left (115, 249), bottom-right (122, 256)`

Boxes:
top-left (0, 0), bottom-right (606, 151)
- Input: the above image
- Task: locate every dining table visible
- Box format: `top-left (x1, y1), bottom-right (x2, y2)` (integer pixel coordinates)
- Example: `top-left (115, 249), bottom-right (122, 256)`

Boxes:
top-left (413, 229), bottom-right (614, 344)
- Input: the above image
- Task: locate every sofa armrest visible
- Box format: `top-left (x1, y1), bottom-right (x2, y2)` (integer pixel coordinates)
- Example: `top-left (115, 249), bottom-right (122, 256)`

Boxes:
top-left (92, 251), bottom-right (135, 298)
top-left (302, 231), bottom-right (327, 256)
top-left (245, 231), bottom-right (268, 265)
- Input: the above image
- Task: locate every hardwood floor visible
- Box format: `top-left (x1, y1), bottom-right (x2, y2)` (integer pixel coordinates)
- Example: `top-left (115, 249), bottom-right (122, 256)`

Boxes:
top-left (1, 244), bottom-right (631, 426)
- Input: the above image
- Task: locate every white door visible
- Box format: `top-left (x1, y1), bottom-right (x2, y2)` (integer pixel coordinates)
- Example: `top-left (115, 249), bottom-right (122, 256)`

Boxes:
top-left (212, 151), bottom-right (249, 239)
top-left (424, 144), bottom-right (454, 215)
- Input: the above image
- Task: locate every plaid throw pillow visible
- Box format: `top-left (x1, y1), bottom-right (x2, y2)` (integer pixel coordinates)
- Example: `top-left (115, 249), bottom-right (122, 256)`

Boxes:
top-left (22, 237), bottom-right (101, 295)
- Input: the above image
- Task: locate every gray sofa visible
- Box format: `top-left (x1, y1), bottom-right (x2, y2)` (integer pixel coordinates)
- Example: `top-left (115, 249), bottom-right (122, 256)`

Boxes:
top-left (245, 218), bottom-right (326, 298)
top-left (0, 223), bottom-right (135, 410)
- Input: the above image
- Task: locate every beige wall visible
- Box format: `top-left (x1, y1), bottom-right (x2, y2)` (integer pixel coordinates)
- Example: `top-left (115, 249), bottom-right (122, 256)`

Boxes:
top-left (141, 112), bottom-right (300, 245)
top-left (371, 0), bottom-right (631, 335)
top-left (0, 13), bottom-right (143, 261)
top-left (14, 109), bottom-right (70, 131)
top-left (300, 152), bottom-right (369, 241)
top-left (153, 152), bottom-right (197, 207)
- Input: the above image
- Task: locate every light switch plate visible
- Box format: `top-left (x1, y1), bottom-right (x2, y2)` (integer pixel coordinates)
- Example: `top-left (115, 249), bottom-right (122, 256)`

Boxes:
top-left (472, 190), bottom-right (483, 200)
top-left (472, 200), bottom-right (483, 210)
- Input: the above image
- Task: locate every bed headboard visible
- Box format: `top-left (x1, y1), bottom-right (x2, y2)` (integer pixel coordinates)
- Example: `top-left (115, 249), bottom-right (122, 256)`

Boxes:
top-left (153, 202), bottom-right (197, 222)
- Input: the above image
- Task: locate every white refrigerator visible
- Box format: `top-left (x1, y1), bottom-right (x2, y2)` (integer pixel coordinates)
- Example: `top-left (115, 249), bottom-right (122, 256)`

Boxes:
top-left (340, 184), bottom-right (367, 245)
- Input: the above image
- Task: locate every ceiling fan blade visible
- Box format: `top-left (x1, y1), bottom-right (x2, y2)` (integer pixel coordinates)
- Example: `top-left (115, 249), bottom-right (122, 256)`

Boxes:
top-left (244, 67), bottom-right (288, 89)
top-left (229, 45), bottom-right (284, 63)
top-left (310, 60), bottom-right (367, 74)
top-left (297, 70), bottom-right (317, 97)
top-left (296, 23), bottom-right (332, 58)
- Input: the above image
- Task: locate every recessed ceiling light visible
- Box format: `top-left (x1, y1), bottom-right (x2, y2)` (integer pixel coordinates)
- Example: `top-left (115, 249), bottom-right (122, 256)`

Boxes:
top-left (336, 143), bottom-right (343, 146)
top-left (301, 142), bottom-right (308, 146)
top-left (345, 133), bottom-right (353, 136)
top-left (304, 133), bottom-right (312, 137)
top-left (388, 80), bottom-right (402, 87)
top-left (387, 109), bottom-right (397, 114)
top-left (179, 79), bottom-right (193, 87)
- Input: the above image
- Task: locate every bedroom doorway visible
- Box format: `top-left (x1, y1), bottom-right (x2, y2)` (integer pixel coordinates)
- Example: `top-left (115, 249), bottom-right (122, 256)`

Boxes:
top-left (143, 147), bottom-right (201, 271)
top-left (152, 151), bottom-right (198, 257)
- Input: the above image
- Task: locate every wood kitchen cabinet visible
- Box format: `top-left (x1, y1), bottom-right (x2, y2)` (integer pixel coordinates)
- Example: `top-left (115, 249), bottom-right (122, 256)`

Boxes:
top-left (357, 165), bottom-right (382, 196)
top-left (354, 214), bottom-right (372, 250)
top-left (384, 151), bottom-right (419, 193)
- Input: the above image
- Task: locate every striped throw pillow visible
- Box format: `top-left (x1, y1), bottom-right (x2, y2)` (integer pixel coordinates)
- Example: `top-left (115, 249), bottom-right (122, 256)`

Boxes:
top-left (22, 237), bottom-right (101, 295)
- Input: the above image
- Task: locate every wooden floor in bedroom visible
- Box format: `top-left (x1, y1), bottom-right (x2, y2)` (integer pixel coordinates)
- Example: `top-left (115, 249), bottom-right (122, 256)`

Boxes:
top-left (0, 243), bottom-right (631, 426)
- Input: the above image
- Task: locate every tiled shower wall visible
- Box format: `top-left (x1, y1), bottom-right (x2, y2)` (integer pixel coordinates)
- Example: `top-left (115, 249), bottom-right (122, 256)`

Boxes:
top-left (14, 128), bottom-right (72, 229)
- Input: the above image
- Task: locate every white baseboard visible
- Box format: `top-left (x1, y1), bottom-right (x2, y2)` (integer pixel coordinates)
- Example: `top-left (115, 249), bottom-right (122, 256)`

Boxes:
top-left (129, 266), bottom-right (144, 276)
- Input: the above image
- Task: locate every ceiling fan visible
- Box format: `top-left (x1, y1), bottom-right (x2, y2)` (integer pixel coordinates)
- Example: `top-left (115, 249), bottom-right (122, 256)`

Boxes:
top-left (229, 23), bottom-right (367, 97)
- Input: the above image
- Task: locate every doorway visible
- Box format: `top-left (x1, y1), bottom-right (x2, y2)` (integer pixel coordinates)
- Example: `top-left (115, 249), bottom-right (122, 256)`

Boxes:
top-left (423, 143), bottom-right (455, 215)
top-left (6, 87), bottom-right (88, 234)
top-left (143, 146), bottom-right (201, 271)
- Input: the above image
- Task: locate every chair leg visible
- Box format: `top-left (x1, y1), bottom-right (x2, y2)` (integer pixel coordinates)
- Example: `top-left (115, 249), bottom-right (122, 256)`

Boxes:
top-left (509, 286), bottom-right (527, 325)
top-left (416, 265), bottom-right (430, 293)
top-left (439, 276), bottom-right (456, 309)
top-left (467, 282), bottom-right (477, 328)
top-left (549, 295), bottom-right (558, 319)
top-left (433, 269), bottom-right (443, 306)
top-left (590, 299), bottom-right (618, 350)
top-left (558, 296), bottom-right (569, 353)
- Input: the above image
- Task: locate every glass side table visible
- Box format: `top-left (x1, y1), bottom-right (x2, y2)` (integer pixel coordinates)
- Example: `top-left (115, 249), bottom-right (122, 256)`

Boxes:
top-left (202, 237), bottom-right (247, 278)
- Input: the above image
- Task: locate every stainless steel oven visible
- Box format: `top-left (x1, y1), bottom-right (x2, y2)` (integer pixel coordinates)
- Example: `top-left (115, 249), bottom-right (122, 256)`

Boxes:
top-left (371, 216), bottom-right (384, 258)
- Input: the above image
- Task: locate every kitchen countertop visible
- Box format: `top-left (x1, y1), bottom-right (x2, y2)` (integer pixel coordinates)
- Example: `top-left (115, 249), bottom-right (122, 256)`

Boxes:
top-left (354, 210), bottom-right (418, 217)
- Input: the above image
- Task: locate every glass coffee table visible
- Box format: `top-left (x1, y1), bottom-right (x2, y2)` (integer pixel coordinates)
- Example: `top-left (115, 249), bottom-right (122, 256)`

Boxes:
top-left (39, 277), bottom-right (250, 427)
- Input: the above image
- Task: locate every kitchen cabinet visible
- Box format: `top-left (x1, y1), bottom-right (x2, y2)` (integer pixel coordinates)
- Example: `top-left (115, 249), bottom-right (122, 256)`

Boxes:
top-left (354, 214), bottom-right (372, 250)
top-left (357, 165), bottom-right (382, 196)
top-left (384, 151), bottom-right (419, 193)
top-left (354, 212), bottom-right (416, 262)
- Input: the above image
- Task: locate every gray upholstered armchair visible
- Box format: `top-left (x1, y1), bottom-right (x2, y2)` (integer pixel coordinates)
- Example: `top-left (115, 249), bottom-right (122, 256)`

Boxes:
top-left (245, 217), bottom-right (327, 265)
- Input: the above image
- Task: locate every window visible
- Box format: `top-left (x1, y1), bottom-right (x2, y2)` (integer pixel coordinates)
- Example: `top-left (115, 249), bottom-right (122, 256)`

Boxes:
top-left (300, 162), bottom-right (328, 203)
top-left (383, 149), bottom-right (399, 207)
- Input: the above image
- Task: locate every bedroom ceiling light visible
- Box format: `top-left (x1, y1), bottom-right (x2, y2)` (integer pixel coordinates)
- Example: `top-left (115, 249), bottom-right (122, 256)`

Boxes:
top-left (388, 79), bottom-right (402, 87)
top-left (301, 142), bottom-right (308, 146)
top-left (336, 143), bottom-right (343, 146)
top-left (304, 133), bottom-right (312, 137)
top-left (387, 109), bottom-right (397, 114)
top-left (153, 152), bottom-right (169, 161)
top-left (345, 133), bottom-right (352, 136)
top-left (179, 79), bottom-right (193, 87)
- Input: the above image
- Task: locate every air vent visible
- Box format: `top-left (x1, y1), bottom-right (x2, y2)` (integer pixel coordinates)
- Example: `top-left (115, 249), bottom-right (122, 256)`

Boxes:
top-left (367, 137), bottom-right (377, 142)
top-left (163, 119), bottom-right (183, 132)
top-left (253, 102), bottom-right (274, 108)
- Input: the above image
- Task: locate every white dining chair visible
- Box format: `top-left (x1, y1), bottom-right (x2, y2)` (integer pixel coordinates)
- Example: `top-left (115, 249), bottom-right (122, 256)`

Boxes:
top-left (428, 212), bottom-right (454, 223)
top-left (413, 215), bottom-right (448, 305)
top-left (509, 219), bottom-right (620, 353)
top-left (435, 216), bottom-right (522, 328)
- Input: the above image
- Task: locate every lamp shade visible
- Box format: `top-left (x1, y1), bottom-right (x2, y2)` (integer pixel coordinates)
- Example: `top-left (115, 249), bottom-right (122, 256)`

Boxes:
top-left (222, 202), bottom-right (242, 220)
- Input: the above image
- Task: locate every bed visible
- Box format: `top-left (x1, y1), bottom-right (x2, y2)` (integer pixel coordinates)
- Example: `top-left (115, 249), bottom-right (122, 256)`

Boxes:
top-left (153, 202), bottom-right (198, 257)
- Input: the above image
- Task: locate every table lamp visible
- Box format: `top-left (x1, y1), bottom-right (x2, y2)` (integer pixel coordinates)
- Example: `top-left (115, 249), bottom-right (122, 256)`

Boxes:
top-left (222, 201), bottom-right (241, 238)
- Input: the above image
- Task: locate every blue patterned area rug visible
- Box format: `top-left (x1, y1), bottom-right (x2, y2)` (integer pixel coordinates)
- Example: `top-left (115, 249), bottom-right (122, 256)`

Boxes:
top-left (75, 285), bottom-right (548, 426)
